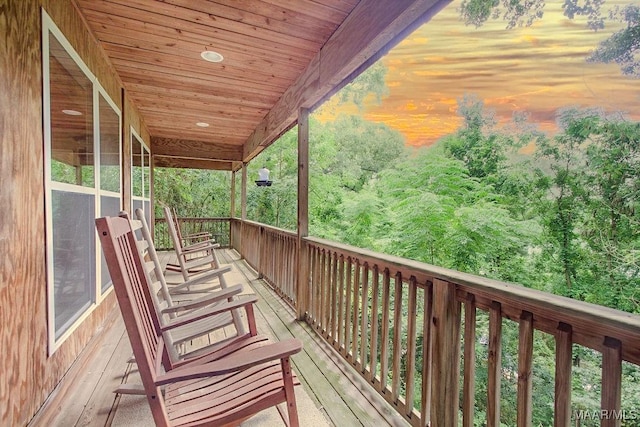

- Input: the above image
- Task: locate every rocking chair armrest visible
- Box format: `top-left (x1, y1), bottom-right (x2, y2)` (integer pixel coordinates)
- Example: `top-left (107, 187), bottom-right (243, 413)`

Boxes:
top-left (161, 284), bottom-right (243, 314)
top-left (181, 241), bottom-right (219, 253)
top-left (155, 339), bottom-right (303, 385)
top-left (161, 295), bottom-right (258, 331)
top-left (168, 265), bottom-right (232, 293)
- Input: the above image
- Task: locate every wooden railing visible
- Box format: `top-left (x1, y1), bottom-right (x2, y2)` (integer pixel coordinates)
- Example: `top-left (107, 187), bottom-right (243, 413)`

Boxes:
top-left (154, 217), bottom-right (231, 250)
top-left (233, 219), bottom-right (298, 306)
top-left (229, 221), bottom-right (640, 427)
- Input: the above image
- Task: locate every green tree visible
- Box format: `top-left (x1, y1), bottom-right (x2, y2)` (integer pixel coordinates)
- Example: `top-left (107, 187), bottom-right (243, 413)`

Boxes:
top-left (443, 94), bottom-right (508, 181)
top-left (153, 168), bottom-right (231, 218)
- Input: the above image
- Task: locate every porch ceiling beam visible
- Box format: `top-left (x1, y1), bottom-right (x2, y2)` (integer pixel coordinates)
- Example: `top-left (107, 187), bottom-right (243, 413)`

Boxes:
top-left (151, 137), bottom-right (243, 162)
top-left (242, 0), bottom-right (449, 161)
top-left (153, 155), bottom-right (234, 171)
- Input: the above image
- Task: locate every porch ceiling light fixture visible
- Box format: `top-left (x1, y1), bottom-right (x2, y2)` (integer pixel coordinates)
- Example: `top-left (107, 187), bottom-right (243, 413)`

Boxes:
top-left (201, 50), bottom-right (223, 63)
top-left (196, 122), bottom-right (210, 127)
top-left (255, 166), bottom-right (272, 187)
top-left (62, 109), bottom-right (82, 115)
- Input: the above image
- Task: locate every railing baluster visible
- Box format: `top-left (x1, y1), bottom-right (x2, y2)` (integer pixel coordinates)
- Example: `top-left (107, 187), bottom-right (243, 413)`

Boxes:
top-left (368, 265), bottom-right (380, 383)
top-left (351, 260), bottom-right (360, 365)
top-left (380, 268), bottom-right (391, 393)
top-left (360, 263), bottom-right (369, 373)
top-left (320, 248), bottom-right (327, 333)
top-left (554, 322), bottom-right (572, 427)
top-left (344, 257), bottom-right (353, 359)
top-left (312, 246), bottom-right (320, 327)
top-left (330, 251), bottom-right (338, 343)
top-left (488, 301), bottom-right (502, 427)
top-left (517, 311), bottom-right (534, 427)
top-left (337, 254), bottom-right (345, 351)
top-left (391, 272), bottom-right (403, 404)
top-left (463, 294), bottom-right (476, 427)
top-left (601, 337), bottom-right (622, 427)
top-left (405, 276), bottom-right (418, 417)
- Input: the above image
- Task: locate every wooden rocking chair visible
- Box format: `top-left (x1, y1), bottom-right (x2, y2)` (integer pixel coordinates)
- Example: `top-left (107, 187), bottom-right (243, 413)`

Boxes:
top-left (164, 206), bottom-right (222, 281)
top-left (96, 215), bottom-right (302, 426)
top-left (130, 209), bottom-right (247, 358)
top-left (171, 206), bottom-right (214, 246)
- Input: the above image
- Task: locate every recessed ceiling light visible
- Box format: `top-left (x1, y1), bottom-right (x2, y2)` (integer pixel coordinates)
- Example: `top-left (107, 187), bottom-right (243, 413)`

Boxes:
top-left (196, 122), bottom-right (210, 127)
top-left (62, 109), bottom-right (82, 116)
top-left (201, 50), bottom-right (223, 63)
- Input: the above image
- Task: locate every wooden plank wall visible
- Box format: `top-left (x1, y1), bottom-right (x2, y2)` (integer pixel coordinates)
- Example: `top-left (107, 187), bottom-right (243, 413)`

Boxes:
top-left (0, 1), bottom-right (147, 425)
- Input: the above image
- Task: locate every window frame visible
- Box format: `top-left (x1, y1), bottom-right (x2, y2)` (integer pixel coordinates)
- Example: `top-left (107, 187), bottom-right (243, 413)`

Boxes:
top-left (43, 10), bottom-right (122, 354)
top-left (131, 128), bottom-right (151, 224)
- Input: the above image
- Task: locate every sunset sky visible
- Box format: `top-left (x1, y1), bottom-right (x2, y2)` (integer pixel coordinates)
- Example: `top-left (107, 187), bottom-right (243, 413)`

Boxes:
top-left (317, 0), bottom-right (638, 146)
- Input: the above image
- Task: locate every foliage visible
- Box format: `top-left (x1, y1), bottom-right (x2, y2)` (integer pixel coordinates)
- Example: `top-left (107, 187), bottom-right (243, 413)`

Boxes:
top-left (153, 168), bottom-right (231, 218)
top-left (337, 61), bottom-right (390, 109)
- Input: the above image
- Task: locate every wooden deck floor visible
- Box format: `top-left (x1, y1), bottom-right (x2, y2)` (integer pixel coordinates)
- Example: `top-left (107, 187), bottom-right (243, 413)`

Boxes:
top-left (38, 249), bottom-right (410, 427)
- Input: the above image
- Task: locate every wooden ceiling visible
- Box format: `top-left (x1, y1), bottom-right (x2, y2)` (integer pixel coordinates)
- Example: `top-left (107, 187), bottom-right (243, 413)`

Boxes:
top-left (74, 0), bottom-right (446, 170)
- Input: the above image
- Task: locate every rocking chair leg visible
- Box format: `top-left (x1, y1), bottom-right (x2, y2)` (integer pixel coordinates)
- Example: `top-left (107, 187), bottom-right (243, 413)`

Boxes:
top-left (282, 357), bottom-right (299, 427)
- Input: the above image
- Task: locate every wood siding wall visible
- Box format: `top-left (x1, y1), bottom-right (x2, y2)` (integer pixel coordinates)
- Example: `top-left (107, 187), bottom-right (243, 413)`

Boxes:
top-left (0, 2), bottom-right (147, 425)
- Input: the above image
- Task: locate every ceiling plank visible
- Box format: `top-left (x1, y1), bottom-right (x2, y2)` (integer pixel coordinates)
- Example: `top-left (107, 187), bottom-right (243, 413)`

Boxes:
top-left (243, 0), bottom-right (450, 161)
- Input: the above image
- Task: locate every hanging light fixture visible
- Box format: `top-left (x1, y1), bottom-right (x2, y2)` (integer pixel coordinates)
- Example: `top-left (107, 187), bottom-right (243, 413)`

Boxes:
top-left (255, 166), bottom-right (272, 186)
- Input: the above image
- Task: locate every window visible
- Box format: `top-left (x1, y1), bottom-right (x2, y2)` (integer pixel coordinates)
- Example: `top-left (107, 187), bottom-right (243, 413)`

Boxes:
top-left (43, 11), bottom-right (122, 353)
top-left (131, 129), bottom-right (151, 226)
top-left (98, 93), bottom-right (122, 293)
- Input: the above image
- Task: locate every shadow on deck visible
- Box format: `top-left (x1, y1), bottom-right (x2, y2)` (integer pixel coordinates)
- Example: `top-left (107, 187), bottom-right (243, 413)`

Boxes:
top-left (46, 248), bottom-right (409, 427)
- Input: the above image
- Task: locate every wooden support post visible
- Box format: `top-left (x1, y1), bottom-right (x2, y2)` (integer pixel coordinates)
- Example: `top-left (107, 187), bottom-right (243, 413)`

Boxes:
top-left (462, 294), bottom-right (476, 427)
top-left (240, 163), bottom-right (247, 258)
top-left (229, 170), bottom-right (236, 246)
top-left (241, 163), bottom-right (247, 220)
top-left (517, 311), bottom-right (534, 427)
top-left (554, 322), bottom-right (572, 427)
top-left (230, 170), bottom-right (236, 218)
top-left (602, 337), bottom-right (622, 427)
top-left (430, 279), bottom-right (461, 427)
top-left (149, 154), bottom-right (155, 237)
top-left (487, 301), bottom-right (502, 427)
top-left (296, 107), bottom-right (309, 320)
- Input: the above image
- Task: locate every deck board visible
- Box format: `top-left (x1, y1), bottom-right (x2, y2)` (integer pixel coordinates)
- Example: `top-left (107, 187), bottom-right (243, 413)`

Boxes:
top-left (224, 249), bottom-right (410, 427)
top-left (46, 311), bottom-right (131, 427)
top-left (44, 248), bottom-right (409, 427)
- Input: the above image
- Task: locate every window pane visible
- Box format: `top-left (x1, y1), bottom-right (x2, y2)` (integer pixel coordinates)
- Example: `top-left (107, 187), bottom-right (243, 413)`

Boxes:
top-left (49, 35), bottom-right (94, 187)
top-left (99, 95), bottom-right (120, 192)
top-left (132, 135), bottom-right (142, 197)
top-left (100, 195), bottom-right (120, 292)
top-left (52, 190), bottom-right (95, 338)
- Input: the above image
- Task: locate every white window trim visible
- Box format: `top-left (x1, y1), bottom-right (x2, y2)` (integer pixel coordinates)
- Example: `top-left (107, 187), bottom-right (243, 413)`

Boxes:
top-left (43, 10), bottom-right (122, 354)
top-left (96, 83), bottom-right (122, 301)
top-left (131, 127), bottom-right (151, 212)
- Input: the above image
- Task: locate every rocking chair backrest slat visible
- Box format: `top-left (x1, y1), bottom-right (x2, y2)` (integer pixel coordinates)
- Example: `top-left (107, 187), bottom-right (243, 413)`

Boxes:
top-left (96, 216), bottom-right (170, 426)
top-left (164, 206), bottom-right (183, 256)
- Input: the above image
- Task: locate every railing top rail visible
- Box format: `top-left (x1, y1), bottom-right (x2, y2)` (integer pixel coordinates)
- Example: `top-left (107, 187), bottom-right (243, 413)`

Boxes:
top-left (156, 217), bottom-right (232, 221)
top-left (240, 219), bottom-right (297, 238)
top-left (304, 236), bottom-right (640, 359)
